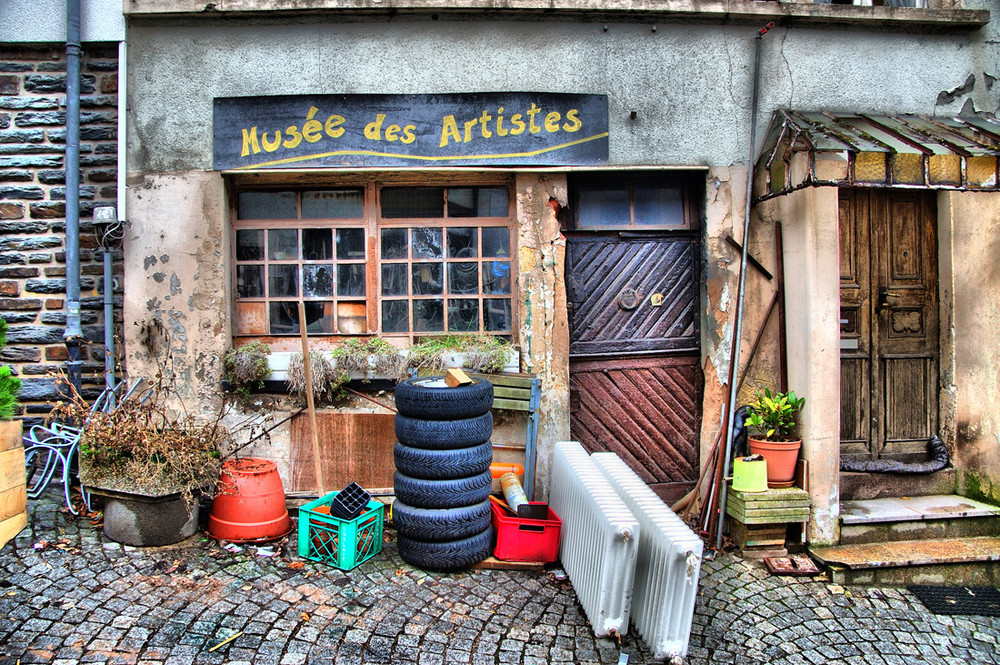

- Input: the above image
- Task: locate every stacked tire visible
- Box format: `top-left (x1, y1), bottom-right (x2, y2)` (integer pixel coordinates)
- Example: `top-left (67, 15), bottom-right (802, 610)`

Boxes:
top-left (393, 376), bottom-right (494, 570)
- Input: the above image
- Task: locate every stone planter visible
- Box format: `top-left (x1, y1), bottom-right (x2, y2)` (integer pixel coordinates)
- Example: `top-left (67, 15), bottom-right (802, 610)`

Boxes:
top-left (0, 420), bottom-right (26, 549)
top-left (88, 485), bottom-right (199, 547)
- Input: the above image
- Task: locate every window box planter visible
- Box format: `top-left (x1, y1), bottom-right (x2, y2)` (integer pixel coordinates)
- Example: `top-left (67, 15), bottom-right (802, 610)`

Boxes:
top-left (264, 348), bottom-right (519, 382)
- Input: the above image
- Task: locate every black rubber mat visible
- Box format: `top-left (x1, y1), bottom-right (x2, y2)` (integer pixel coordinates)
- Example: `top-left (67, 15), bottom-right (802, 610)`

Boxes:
top-left (909, 585), bottom-right (1000, 616)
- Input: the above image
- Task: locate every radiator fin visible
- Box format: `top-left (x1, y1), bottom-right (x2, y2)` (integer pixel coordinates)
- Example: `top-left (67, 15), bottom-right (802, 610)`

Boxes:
top-left (592, 452), bottom-right (703, 660)
top-left (549, 441), bottom-right (640, 637)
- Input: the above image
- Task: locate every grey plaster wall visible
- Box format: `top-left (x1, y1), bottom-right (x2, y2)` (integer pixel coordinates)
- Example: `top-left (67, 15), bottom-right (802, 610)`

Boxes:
top-left (0, 0), bottom-right (125, 43)
top-left (126, 17), bottom-right (992, 172)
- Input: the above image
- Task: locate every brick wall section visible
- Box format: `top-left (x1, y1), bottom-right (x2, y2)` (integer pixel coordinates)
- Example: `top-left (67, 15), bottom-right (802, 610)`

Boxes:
top-left (0, 45), bottom-right (121, 423)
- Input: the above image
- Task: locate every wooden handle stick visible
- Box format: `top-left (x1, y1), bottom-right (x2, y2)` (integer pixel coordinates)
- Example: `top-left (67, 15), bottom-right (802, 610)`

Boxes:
top-left (297, 301), bottom-right (325, 496)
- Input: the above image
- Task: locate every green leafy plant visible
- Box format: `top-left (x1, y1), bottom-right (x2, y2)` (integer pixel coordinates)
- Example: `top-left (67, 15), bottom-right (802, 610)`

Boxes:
top-left (407, 334), bottom-right (513, 374)
top-left (745, 388), bottom-right (805, 441)
top-left (222, 341), bottom-right (271, 404)
top-left (0, 319), bottom-right (21, 421)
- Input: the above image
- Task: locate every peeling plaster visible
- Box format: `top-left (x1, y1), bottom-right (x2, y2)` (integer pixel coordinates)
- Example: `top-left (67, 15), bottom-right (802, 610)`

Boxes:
top-left (170, 273), bottom-right (182, 296)
top-left (936, 73), bottom-right (976, 106)
top-left (143, 255), bottom-right (157, 270)
top-left (152, 272), bottom-right (166, 283)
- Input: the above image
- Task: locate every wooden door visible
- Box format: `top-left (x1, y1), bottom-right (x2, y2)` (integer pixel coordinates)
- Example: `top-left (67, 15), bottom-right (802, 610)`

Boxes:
top-left (566, 234), bottom-right (702, 501)
top-left (840, 190), bottom-right (938, 461)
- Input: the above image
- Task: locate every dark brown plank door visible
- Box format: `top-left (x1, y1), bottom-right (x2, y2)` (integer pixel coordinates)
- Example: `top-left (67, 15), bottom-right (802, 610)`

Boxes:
top-left (566, 235), bottom-right (702, 502)
top-left (840, 190), bottom-right (938, 461)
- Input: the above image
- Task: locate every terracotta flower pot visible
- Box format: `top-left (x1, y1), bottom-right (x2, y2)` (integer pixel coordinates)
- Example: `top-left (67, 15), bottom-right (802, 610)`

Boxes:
top-left (747, 437), bottom-right (801, 488)
top-left (207, 458), bottom-right (290, 542)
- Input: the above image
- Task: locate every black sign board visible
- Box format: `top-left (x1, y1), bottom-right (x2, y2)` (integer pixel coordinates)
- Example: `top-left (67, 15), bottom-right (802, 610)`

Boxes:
top-left (213, 93), bottom-right (608, 170)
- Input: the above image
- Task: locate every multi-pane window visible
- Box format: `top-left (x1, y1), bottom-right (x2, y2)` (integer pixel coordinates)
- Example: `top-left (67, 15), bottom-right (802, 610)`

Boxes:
top-left (570, 173), bottom-right (694, 231)
top-left (232, 183), bottom-right (514, 340)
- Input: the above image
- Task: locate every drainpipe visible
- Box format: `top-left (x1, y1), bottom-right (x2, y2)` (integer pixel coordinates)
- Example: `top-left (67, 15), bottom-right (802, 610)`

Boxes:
top-left (63, 0), bottom-right (84, 394)
top-left (716, 21), bottom-right (774, 551)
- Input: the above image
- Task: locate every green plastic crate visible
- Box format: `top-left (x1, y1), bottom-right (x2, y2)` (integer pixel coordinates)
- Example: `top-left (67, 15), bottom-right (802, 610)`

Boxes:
top-left (297, 491), bottom-right (384, 570)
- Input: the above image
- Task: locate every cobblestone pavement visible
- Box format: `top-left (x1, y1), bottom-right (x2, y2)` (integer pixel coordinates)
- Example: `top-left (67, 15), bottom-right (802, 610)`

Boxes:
top-left (2, 492), bottom-right (999, 665)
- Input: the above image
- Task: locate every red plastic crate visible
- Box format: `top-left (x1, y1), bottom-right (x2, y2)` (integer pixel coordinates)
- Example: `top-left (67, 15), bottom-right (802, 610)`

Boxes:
top-left (490, 499), bottom-right (561, 563)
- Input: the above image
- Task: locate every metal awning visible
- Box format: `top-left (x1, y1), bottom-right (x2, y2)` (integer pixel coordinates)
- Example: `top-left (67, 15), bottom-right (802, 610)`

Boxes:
top-left (754, 109), bottom-right (1000, 202)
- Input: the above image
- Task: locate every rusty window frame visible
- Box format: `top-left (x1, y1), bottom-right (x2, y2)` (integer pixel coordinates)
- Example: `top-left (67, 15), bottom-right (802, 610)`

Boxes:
top-left (230, 179), bottom-right (516, 345)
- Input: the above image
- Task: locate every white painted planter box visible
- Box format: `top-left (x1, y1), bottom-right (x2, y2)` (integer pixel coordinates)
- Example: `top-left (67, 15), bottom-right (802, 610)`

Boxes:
top-left (265, 349), bottom-right (519, 382)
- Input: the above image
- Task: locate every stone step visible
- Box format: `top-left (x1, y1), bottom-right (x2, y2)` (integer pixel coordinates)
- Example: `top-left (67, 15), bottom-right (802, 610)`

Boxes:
top-left (809, 536), bottom-right (1000, 586)
top-left (839, 468), bottom-right (956, 501)
top-left (839, 495), bottom-right (1000, 545)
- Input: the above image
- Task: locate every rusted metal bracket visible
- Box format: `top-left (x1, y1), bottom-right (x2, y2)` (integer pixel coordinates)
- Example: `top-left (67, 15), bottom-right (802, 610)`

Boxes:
top-left (725, 235), bottom-right (773, 280)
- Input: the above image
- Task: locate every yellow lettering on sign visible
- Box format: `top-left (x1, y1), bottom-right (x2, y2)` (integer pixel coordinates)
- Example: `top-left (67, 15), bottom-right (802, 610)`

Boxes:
top-left (365, 114), bottom-right (386, 140)
top-left (302, 107), bottom-right (323, 143)
top-left (463, 118), bottom-right (478, 143)
top-left (526, 103), bottom-right (542, 134)
top-left (509, 113), bottom-right (525, 136)
top-left (440, 115), bottom-right (462, 147)
top-left (562, 109), bottom-right (582, 132)
top-left (479, 110), bottom-right (493, 139)
top-left (385, 124), bottom-right (401, 142)
top-left (241, 127), bottom-right (261, 157)
top-left (325, 114), bottom-right (346, 138)
top-left (283, 124), bottom-right (302, 149)
top-left (544, 111), bottom-right (561, 133)
top-left (400, 125), bottom-right (417, 144)
top-left (496, 107), bottom-right (508, 137)
top-left (261, 130), bottom-right (282, 153)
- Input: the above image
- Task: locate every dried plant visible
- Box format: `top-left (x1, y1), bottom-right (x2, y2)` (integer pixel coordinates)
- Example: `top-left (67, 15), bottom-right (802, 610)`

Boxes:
top-left (287, 351), bottom-right (350, 405)
top-left (50, 354), bottom-right (270, 506)
top-left (333, 337), bottom-right (408, 380)
top-left (407, 334), bottom-right (513, 374)
top-left (223, 341), bottom-right (271, 404)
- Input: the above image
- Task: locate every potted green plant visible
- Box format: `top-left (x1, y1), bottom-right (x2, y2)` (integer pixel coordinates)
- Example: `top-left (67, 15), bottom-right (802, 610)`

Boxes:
top-left (745, 388), bottom-right (805, 488)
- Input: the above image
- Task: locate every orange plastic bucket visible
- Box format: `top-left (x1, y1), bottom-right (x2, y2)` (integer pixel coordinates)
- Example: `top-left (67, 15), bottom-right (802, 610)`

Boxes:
top-left (207, 458), bottom-right (290, 542)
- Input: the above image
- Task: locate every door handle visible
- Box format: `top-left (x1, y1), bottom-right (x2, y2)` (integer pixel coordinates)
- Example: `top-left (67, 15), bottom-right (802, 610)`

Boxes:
top-left (876, 286), bottom-right (901, 313)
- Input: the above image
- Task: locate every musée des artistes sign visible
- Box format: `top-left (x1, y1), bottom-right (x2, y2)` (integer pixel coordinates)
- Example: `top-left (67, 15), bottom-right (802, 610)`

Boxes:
top-left (213, 93), bottom-right (608, 169)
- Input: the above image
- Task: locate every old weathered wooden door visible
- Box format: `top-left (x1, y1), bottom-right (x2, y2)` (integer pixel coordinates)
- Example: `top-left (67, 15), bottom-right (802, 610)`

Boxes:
top-left (839, 189), bottom-right (939, 461)
top-left (566, 233), bottom-right (702, 501)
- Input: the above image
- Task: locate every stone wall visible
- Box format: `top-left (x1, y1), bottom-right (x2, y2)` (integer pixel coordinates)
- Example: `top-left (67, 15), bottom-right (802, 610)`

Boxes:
top-left (0, 44), bottom-right (120, 423)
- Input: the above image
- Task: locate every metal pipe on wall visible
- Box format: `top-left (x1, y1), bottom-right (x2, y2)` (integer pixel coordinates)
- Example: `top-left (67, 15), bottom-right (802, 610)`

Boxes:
top-left (716, 21), bottom-right (774, 552)
top-left (63, 0), bottom-right (83, 393)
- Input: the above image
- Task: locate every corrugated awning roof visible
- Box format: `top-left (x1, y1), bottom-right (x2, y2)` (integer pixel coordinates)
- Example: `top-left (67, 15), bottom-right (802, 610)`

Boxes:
top-left (754, 110), bottom-right (1000, 202)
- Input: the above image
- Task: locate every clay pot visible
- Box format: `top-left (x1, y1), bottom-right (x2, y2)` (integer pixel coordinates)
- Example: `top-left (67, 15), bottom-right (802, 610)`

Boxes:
top-left (207, 458), bottom-right (289, 542)
top-left (747, 438), bottom-right (801, 488)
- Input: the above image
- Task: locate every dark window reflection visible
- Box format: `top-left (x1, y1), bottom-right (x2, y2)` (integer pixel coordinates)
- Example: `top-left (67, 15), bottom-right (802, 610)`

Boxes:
top-left (238, 191), bottom-right (297, 219)
top-left (382, 300), bottom-right (408, 333)
top-left (413, 299), bottom-right (444, 332)
top-left (337, 264), bottom-right (366, 297)
top-left (302, 229), bottom-right (332, 261)
top-left (237, 265), bottom-right (264, 298)
top-left (448, 262), bottom-right (479, 294)
top-left (381, 228), bottom-right (408, 260)
top-left (236, 229), bottom-right (264, 260)
top-left (382, 264), bottom-right (408, 296)
top-left (268, 229), bottom-right (298, 260)
top-left (412, 263), bottom-right (443, 295)
top-left (482, 261), bottom-right (511, 295)
top-left (302, 265), bottom-right (333, 297)
top-left (411, 227), bottom-right (443, 259)
top-left (448, 299), bottom-right (479, 332)
top-left (268, 265), bottom-right (298, 297)
top-left (481, 227), bottom-right (509, 258)
top-left (269, 301), bottom-right (299, 334)
top-left (484, 298), bottom-right (512, 331)
top-left (447, 227), bottom-right (478, 258)
top-left (448, 188), bottom-right (508, 217)
top-left (577, 186), bottom-right (630, 227)
top-left (633, 183), bottom-right (684, 226)
top-left (337, 228), bottom-right (365, 260)
top-left (382, 187), bottom-right (444, 218)
top-left (302, 189), bottom-right (363, 219)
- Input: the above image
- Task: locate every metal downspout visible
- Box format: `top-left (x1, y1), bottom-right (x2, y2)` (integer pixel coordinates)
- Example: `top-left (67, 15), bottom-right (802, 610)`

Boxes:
top-left (64, 0), bottom-right (83, 393)
top-left (716, 22), bottom-right (774, 551)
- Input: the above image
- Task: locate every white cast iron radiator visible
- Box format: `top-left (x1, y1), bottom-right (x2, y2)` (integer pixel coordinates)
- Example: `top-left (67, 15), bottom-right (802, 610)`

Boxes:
top-left (549, 441), bottom-right (640, 638)
top-left (592, 452), bottom-right (703, 661)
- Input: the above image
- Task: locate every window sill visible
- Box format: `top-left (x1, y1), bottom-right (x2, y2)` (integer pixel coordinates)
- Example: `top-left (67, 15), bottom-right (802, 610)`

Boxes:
top-left (125, 0), bottom-right (988, 30)
top-left (264, 348), bottom-right (520, 381)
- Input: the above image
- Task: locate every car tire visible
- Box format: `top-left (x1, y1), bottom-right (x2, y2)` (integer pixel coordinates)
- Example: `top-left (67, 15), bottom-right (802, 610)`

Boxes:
top-left (397, 527), bottom-right (494, 570)
top-left (393, 469), bottom-right (492, 509)
top-left (393, 440), bottom-right (493, 480)
top-left (394, 412), bottom-right (493, 450)
top-left (391, 499), bottom-right (491, 542)
top-left (394, 376), bottom-right (494, 420)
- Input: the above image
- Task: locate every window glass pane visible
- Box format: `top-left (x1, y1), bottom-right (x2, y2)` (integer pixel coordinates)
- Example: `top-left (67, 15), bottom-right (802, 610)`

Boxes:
top-left (448, 299), bottom-right (479, 332)
top-left (238, 191), bottom-right (297, 220)
top-left (382, 300), bottom-right (409, 333)
top-left (413, 299), bottom-right (444, 332)
top-left (381, 228), bottom-right (407, 260)
top-left (268, 264), bottom-right (298, 297)
top-left (448, 262), bottom-right (479, 294)
top-left (483, 261), bottom-right (511, 295)
top-left (481, 227), bottom-right (510, 258)
top-left (447, 227), bottom-right (478, 258)
top-left (577, 186), bottom-right (630, 227)
top-left (382, 187), bottom-right (444, 218)
top-left (337, 264), bottom-right (366, 297)
top-left (633, 183), bottom-right (685, 227)
top-left (337, 228), bottom-right (366, 260)
top-left (237, 265), bottom-right (264, 298)
top-left (484, 299), bottom-right (512, 331)
top-left (448, 188), bottom-right (508, 217)
top-left (411, 227), bottom-right (443, 259)
top-left (412, 263), bottom-right (443, 295)
top-left (236, 229), bottom-right (264, 260)
top-left (382, 264), bottom-right (408, 296)
top-left (305, 301), bottom-right (336, 334)
top-left (302, 229), bottom-right (332, 261)
top-left (269, 301), bottom-right (299, 335)
top-left (302, 189), bottom-right (363, 219)
top-left (268, 229), bottom-right (298, 260)
top-left (302, 264), bottom-right (333, 297)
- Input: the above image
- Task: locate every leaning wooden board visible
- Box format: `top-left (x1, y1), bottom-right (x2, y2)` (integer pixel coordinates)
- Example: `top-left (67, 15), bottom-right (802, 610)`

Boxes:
top-left (0, 421), bottom-right (26, 549)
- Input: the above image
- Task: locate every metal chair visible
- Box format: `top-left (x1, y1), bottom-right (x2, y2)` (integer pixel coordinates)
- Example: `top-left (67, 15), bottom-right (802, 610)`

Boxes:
top-left (23, 379), bottom-right (145, 515)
